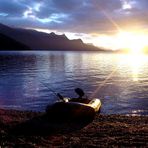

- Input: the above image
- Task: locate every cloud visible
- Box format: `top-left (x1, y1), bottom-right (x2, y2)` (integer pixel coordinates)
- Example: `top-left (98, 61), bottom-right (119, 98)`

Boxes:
top-left (0, 0), bottom-right (148, 34)
top-left (52, 0), bottom-right (82, 12)
top-left (0, 0), bottom-right (27, 17)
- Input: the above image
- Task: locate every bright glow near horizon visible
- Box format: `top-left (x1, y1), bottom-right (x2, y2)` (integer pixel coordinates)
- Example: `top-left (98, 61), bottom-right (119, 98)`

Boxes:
top-left (92, 30), bottom-right (148, 54)
top-left (34, 27), bottom-right (148, 54)
top-left (116, 31), bottom-right (148, 54)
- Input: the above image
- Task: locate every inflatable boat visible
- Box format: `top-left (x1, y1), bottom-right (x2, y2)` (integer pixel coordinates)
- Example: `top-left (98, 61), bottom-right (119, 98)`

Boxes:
top-left (46, 98), bottom-right (101, 121)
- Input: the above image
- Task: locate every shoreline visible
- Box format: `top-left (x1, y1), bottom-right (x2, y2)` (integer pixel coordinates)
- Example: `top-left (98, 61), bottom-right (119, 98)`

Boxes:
top-left (0, 109), bottom-right (148, 147)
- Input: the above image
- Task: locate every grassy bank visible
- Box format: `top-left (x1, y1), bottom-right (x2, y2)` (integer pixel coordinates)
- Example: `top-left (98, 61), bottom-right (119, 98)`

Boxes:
top-left (0, 109), bottom-right (147, 147)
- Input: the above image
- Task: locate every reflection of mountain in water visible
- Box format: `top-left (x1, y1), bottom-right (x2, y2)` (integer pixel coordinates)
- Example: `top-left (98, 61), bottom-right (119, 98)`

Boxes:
top-left (0, 52), bottom-right (68, 110)
top-left (0, 54), bottom-right (37, 72)
top-left (0, 54), bottom-right (38, 106)
top-left (0, 23), bottom-right (102, 51)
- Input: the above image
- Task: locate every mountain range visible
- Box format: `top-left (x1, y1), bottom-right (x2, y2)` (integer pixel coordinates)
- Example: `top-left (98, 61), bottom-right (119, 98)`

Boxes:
top-left (0, 33), bottom-right (29, 50)
top-left (0, 23), bottom-right (103, 51)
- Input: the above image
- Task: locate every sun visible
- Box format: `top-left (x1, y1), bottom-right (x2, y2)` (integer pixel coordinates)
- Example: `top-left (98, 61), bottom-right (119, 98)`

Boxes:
top-left (92, 30), bottom-right (148, 54)
top-left (116, 31), bottom-right (147, 54)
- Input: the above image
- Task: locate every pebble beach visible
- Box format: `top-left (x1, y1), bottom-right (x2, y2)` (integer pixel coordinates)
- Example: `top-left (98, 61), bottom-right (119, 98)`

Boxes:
top-left (0, 109), bottom-right (147, 147)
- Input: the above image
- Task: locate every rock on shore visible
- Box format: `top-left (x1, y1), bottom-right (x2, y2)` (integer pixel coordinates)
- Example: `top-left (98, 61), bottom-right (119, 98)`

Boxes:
top-left (0, 109), bottom-right (147, 147)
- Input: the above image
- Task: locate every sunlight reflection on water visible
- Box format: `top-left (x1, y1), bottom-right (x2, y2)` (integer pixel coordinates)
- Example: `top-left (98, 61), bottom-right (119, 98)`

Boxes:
top-left (0, 51), bottom-right (147, 115)
top-left (118, 54), bottom-right (148, 82)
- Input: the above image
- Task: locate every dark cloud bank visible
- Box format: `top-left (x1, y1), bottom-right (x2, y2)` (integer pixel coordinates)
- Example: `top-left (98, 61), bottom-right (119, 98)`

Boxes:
top-left (0, 0), bottom-right (148, 34)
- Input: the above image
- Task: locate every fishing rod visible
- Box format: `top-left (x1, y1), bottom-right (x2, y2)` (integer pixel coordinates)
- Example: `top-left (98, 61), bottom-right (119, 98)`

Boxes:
top-left (41, 81), bottom-right (87, 101)
top-left (41, 82), bottom-right (64, 100)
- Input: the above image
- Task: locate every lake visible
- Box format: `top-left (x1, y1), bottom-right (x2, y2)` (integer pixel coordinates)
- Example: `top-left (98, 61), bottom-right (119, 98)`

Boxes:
top-left (0, 51), bottom-right (147, 115)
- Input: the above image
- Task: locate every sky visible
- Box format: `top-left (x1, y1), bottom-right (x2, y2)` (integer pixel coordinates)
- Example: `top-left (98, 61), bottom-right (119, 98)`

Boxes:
top-left (0, 0), bottom-right (148, 50)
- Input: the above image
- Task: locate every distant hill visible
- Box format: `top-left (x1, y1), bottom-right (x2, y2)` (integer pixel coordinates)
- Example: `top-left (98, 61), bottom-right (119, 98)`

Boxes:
top-left (0, 23), bottom-right (103, 51)
top-left (0, 33), bottom-right (29, 50)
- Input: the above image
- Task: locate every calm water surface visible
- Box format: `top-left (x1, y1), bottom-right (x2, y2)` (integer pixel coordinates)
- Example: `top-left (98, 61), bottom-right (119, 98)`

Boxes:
top-left (0, 51), bottom-right (148, 115)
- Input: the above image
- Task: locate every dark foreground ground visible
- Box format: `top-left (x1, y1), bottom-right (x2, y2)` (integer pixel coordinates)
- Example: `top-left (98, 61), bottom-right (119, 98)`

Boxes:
top-left (0, 109), bottom-right (147, 147)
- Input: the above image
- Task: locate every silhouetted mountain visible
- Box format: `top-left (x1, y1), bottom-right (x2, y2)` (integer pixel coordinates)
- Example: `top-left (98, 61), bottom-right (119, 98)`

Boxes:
top-left (0, 33), bottom-right (29, 50)
top-left (0, 23), bottom-right (103, 51)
